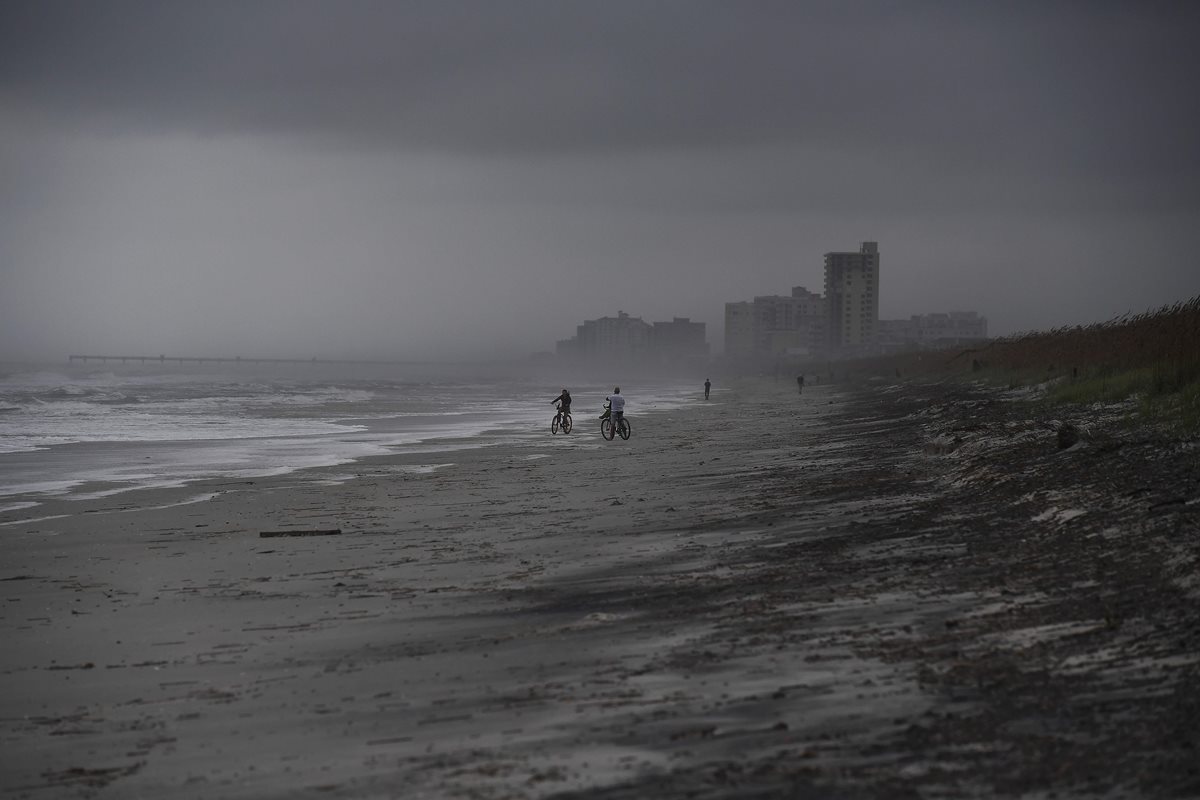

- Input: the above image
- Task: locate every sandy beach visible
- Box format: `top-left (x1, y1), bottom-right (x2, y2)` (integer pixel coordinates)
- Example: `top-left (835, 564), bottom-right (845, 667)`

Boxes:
top-left (2, 378), bottom-right (1197, 799)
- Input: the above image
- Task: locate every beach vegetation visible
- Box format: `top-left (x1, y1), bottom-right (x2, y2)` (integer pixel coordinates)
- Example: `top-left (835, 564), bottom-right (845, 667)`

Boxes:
top-left (1047, 366), bottom-right (1156, 405)
top-left (821, 295), bottom-right (1200, 434)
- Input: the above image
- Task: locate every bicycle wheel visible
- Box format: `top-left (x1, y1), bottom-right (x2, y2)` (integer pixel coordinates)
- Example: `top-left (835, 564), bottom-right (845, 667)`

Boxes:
top-left (618, 417), bottom-right (631, 440)
top-left (551, 415), bottom-right (560, 434)
top-left (601, 418), bottom-right (614, 440)
top-left (562, 414), bottom-right (572, 434)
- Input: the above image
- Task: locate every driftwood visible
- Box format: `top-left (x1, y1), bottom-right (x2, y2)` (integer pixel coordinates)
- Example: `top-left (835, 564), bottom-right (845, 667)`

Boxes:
top-left (259, 528), bottom-right (342, 538)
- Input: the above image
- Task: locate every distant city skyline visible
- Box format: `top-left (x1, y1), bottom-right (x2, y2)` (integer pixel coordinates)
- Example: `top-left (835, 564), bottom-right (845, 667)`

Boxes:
top-left (721, 241), bottom-right (986, 361)
top-left (562, 240), bottom-right (989, 362)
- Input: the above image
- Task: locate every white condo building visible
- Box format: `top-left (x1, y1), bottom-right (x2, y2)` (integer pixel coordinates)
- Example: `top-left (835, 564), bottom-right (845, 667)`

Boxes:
top-left (724, 287), bottom-right (825, 359)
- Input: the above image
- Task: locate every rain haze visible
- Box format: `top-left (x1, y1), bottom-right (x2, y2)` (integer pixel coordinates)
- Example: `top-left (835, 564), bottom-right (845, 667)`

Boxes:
top-left (2, 1), bottom-right (1198, 363)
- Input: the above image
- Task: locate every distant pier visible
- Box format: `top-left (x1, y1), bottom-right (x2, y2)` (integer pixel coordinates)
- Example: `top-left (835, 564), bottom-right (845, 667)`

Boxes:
top-left (67, 354), bottom-right (468, 366)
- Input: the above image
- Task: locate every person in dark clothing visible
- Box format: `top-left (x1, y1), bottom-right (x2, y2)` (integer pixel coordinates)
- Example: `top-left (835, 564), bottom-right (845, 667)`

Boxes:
top-left (704, 379), bottom-right (711, 400)
top-left (551, 389), bottom-right (571, 416)
top-left (797, 375), bottom-right (804, 395)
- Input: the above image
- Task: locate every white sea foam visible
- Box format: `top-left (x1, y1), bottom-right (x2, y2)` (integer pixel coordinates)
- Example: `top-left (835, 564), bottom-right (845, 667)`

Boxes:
top-left (0, 367), bottom-right (702, 503)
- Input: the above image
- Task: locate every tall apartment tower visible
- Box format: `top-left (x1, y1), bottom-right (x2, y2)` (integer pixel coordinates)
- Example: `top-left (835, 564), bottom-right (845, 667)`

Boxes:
top-left (724, 301), bottom-right (755, 357)
top-left (824, 241), bottom-right (880, 353)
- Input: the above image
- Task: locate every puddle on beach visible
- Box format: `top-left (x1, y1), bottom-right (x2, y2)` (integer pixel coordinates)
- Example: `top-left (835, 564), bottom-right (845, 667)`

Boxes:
top-left (0, 513), bottom-right (69, 528)
top-left (395, 463), bottom-right (456, 475)
top-left (124, 492), bottom-right (221, 513)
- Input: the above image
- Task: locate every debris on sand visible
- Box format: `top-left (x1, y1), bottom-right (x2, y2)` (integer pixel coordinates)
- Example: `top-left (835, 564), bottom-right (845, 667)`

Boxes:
top-left (258, 528), bottom-right (342, 538)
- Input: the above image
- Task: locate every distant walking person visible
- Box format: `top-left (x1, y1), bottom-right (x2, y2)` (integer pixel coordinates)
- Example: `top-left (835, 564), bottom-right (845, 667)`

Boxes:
top-left (797, 375), bottom-right (804, 395)
top-left (704, 379), bottom-right (711, 400)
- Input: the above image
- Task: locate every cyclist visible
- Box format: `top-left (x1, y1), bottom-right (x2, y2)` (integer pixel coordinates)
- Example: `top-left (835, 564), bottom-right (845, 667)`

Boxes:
top-left (606, 387), bottom-right (625, 425)
top-left (551, 388), bottom-right (572, 418)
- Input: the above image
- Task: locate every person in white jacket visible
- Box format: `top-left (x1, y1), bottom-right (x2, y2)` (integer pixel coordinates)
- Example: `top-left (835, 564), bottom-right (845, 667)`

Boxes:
top-left (605, 387), bottom-right (625, 423)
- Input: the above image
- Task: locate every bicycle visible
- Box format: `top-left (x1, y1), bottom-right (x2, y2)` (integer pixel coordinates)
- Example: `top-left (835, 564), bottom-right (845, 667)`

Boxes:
top-left (600, 413), bottom-right (631, 441)
top-left (551, 405), bottom-right (573, 434)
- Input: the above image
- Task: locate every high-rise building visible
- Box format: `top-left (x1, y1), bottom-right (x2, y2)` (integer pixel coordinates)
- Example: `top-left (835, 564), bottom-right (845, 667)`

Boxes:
top-left (824, 241), bottom-right (879, 353)
top-left (750, 286), bottom-right (825, 356)
top-left (558, 311), bottom-right (653, 360)
top-left (652, 317), bottom-right (709, 361)
top-left (557, 311), bottom-right (708, 364)
top-left (785, 286), bottom-right (825, 355)
top-left (725, 287), bottom-right (827, 359)
top-left (724, 301), bottom-right (755, 357)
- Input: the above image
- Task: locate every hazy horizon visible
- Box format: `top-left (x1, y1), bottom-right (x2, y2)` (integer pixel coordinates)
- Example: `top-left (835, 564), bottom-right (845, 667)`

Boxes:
top-left (3, 2), bottom-right (1198, 362)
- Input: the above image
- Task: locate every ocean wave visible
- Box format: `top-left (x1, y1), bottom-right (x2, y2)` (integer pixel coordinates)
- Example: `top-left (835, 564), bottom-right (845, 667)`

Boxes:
top-left (0, 372), bottom-right (704, 503)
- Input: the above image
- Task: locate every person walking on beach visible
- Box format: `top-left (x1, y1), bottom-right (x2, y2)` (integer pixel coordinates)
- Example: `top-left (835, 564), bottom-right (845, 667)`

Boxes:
top-left (704, 379), bottom-right (711, 400)
top-left (797, 375), bottom-right (804, 395)
top-left (551, 388), bottom-right (571, 416)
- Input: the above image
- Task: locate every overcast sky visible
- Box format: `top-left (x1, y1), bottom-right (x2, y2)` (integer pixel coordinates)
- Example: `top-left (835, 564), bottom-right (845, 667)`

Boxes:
top-left (2, 1), bottom-right (1198, 361)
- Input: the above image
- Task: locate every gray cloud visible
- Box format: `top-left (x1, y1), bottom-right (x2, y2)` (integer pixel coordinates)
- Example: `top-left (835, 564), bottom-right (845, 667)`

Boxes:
top-left (5, 2), bottom-right (1198, 163)
top-left (1, 1), bottom-right (1198, 361)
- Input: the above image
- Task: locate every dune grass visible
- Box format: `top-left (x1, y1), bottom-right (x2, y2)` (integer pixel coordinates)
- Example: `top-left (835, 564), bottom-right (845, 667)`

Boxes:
top-left (826, 296), bottom-right (1200, 434)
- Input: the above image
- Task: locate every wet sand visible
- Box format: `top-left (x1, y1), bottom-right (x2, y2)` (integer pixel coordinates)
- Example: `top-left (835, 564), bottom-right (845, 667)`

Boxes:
top-left (1, 379), bottom-right (1197, 798)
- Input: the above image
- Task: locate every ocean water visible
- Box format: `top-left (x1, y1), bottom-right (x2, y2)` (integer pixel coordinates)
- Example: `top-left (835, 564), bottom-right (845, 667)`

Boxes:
top-left (0, 363), bottom-right (700, 514)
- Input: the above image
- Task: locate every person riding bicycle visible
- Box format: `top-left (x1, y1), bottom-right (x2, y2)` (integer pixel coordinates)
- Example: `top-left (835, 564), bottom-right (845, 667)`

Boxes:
top-left (551, 388), bottom-right (572, 418)
top-left (605, 387), bottom-right (625, 424)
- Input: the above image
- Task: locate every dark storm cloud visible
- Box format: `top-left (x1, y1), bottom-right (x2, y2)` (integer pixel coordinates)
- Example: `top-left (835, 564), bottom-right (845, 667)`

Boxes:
top-left (1, 1), bottom-right (1198, 361)
top-left (4, 1), bottom-right (1199, 184)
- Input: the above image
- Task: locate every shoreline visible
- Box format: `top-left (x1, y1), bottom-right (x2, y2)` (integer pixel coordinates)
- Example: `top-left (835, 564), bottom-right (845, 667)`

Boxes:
top-left (0, 378), bottom-right (703, 513)
top-left (1, 379), bottom-right (1196, 798)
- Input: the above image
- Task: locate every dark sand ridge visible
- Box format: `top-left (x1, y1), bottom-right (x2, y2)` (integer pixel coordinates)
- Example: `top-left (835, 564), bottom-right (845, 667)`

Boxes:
top-left (1, 379), bottom-right (1196, 798)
